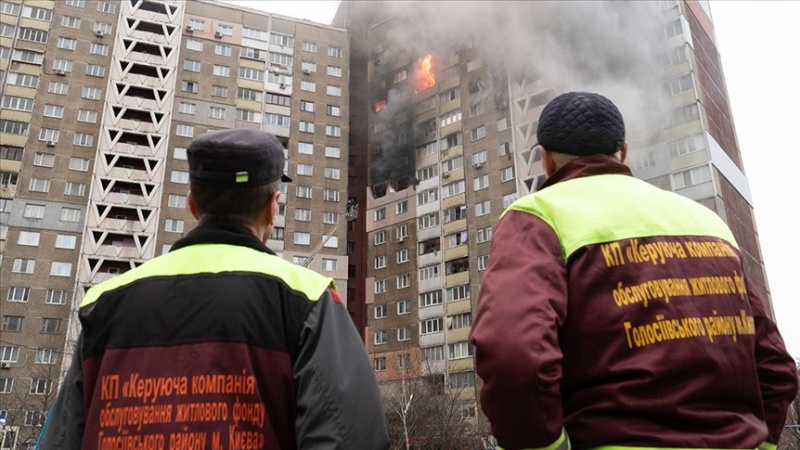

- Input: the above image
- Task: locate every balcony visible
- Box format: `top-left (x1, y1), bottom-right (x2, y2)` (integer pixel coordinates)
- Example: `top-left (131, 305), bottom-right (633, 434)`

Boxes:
top-left (446, 299), bottom-right (471, 315)
top-left (419, 331), bottom-right (445, 347)
top-left (443, 218), bottom-right (466, 235)
top-left (418, 304), bottom-right (444, 320)
top-left (448, 358), bottom-right (474, 373)
top-left (444, 244), bottom-right (469, 261)
top-left (442, 192), bottom-right (466, 209)
top-left (446, 271), bottom-right (469, 287)
top-left (447, 327), bottom-right (470, 343)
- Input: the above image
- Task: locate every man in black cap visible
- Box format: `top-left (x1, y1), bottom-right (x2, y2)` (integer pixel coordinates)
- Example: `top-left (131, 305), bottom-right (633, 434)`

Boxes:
top-left (470, 92), bottom-right (796, 449)
top-left (39, 129), bottom-right (390, 449)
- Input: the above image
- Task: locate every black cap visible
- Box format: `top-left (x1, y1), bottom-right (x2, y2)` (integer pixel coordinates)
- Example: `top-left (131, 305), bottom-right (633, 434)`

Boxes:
top-left (536, 91), bottom-right (625, 156)
top-left (187, 128), bottom-right (292, 187)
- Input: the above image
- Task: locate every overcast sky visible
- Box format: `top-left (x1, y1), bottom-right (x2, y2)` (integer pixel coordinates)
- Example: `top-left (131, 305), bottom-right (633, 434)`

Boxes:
top-left (222, 1), bottom-right (799, 358)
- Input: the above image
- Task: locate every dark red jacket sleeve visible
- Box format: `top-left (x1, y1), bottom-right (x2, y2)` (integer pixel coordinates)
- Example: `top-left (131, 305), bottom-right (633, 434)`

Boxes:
top-left (747, 279), bottom-right (799, 443)
top-left (469, 211), bottom-right (568, 449)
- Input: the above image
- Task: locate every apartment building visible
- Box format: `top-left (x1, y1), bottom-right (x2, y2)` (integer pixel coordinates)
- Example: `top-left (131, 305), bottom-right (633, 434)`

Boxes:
top-left (335, 0), bottom-right (772, 437)
top-left (0, 0), bottom-right (349, 446)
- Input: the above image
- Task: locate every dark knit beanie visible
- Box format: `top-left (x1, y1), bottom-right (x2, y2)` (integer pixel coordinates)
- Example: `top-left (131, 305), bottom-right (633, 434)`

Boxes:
top-left (536, 91), bottom-right (625, 156)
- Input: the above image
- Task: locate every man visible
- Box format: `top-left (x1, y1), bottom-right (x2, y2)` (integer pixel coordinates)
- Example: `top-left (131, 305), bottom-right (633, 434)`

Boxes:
top-left (39, 129), bottom-right (389, 449)
top-left (470, 92), bottom-right (798, 449)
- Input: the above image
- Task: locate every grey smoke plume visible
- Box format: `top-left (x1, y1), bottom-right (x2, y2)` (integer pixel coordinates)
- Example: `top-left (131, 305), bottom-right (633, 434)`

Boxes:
top-left (369, 1), bottom-right (671, 188)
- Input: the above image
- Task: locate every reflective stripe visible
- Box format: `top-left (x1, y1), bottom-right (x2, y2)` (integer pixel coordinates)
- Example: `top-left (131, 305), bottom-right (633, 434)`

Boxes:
top-left (757, 443), bottom-right (776, 450)
top-left (503, 174), bottom-right (738, 261)
top-left (589, 447), bottom-right (757, 450)
top-left (81, 244), bottom-right (332, 308)
top-left (498, 429), bottom-right (570, 450)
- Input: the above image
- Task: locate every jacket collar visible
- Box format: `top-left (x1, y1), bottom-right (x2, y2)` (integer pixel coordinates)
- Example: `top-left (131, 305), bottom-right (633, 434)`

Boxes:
top-left (538, 154), bottom-right (632, 191)
top-left (170, 220), bottom-right (277, 256)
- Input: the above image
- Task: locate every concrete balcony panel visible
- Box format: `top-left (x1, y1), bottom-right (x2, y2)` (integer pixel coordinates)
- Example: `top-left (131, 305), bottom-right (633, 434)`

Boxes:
top-left (120, 96), bottom-right (158, 111)
top-left (420, 332), bottom-right (445, 347)
top-left (417, 226), bottom-right (441, 242)
top-left (263, 124), bottom-right (290, 138)
top-left (103, 192), bottom-right (148, 207)
top-left (418, 251), bottom-right (442, 268)
top-left (443, 219), bottom-right (467, 235)
top-left (417, 201), bottom-right (440, 216)
top-left (94, 245), bottom-right (142, 259)
top-left (442, 167), bottom-right (465, 181)
top-left (440, 97), bottom-right (461, 112)
top-left (446, 299), bottom-right (471, 315)
top-left (665, 120), bottom-right (704, 142)
top-left (0, 185), bottom-right (18, 198)
top-left (449, 358), bottom-right (474, 373)
top-left (440, 121), bottom-right (462, 139)
top-left (419, 277), bottom-right (444, 293)
top-left (422, 360), bottom-right (446, 374)
top-left (444, 244), bottom-right (469, 261)
top-left (108, 167), bottom-right (150, 182)
top-left (671, 149), bottom-right (710, 172)
top-left (440, 144), bottom-right (463, 159)
top-left (439, 75), bottom-right (460, 91)
top-left (265, 82), bottom-right (293, 96)
top-left (447, 327), bottom-right (470, 343)
top-left (446, 271), bottom-right (470, 287)
top-left (419, 304), bottom-right (444, 320)
top-left (442, 192), bottom-right (466, 209)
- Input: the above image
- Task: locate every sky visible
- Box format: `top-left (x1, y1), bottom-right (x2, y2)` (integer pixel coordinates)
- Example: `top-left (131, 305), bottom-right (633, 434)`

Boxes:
top-left (222, 1), bottom-right (799, 358)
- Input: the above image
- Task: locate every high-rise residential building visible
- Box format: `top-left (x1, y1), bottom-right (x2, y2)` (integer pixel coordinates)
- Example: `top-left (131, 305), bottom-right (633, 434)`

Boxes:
top-left (335, 0), bottom-right (772, 441)
top-left (0, 0), bottom-right (350, 445)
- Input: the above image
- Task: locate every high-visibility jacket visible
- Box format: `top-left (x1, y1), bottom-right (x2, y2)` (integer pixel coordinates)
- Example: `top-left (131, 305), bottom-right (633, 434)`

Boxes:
top-left (470, 154), bottom-right (797, 450)
top-left (39, 221), bottom-right (389, 450)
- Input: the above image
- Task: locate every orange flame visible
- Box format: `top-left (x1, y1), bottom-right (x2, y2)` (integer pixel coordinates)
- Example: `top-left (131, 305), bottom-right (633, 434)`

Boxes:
top-left (415, 54), bottom-right (435, 94)
top-left (375, 100), bottom-right (387, 113)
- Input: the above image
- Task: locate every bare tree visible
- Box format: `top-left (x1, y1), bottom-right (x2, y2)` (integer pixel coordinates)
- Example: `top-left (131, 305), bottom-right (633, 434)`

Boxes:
top-left (778, 360), bottom-right (800, 450)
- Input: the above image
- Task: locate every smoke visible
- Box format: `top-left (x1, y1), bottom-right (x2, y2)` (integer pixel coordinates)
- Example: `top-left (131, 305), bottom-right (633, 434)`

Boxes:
top-left (368, 1), bottom-right (672, 190)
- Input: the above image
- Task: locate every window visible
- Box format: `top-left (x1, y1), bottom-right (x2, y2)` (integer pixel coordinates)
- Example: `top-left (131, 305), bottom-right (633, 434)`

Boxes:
top-left (326, 85), bottom-right (342, 97)
top-left (664, 18), bottom-right (682, 39)
top-left (294, 208), bottom-right (311, 222)
top-left (440, 88), bottom-right (459, 103)
top-left (50, 261), bottom-right (72, 277)
top-left (208, 106), bottom-right (225, 120)
top-left (165, 219), bottom-right (184, 233)
top-left (236, 87), bottom-right (262, 102)
top-left (57, 37), bottom-right (77, 50)
top-left (23, 204), bottom-right (45, 219)
top-left (7, 286), bottom-right (30, 301)
top-left (34, 152), bottom-right (55, 167)
top-left (300, 100), bottom-right (315, 112)
top-left (374, 304), bottom-right (387, 319)
top-left (322, 212), bottom-right (338, 224)
top-left (394, 70), bottom-right (407, 83)
top-left (2, 316), bottom-right (23, 332)
top-left (171, 170), bottom-right (189, 184)
top-left (374, 207), bottom-right (386, 222)
top-left (474, 175), bottom-right (489, 191)
top-left (669, 45), bottom-right (688, 65)
top-left (420, 318), bottom-right (443, 335)
top-left (11, 48), bottom-right (44, 64)
top-left (446, 284), bottom-right (471, 302)
top-left (440, 132), bottom-right (463, 151)
top-left (2, 96), bottom-right (34, 112)
top-left (64, 182), bottom-right (85, 197)
top-left (0, 24), bottom-right (14, 37)
top-left (503, 192), bottom-right (519, 209)
top-left (82, 87), bottom-right (102, 100)
top-left (184, 60), bottom-right (201, 72)
top-left (300, 81), bottom-right (316, 92)
top-left (90, 42), bottom-right (109, 55)
top-left (418, 188), bottom-right (438, 205)
top-left (1, 346), bottom-right (20, 363)
top-left (296, 164), bottom-right (313, 177)
top-left (238, 67), bottom-right (264, 81)
top-left (97, 1), bottom-right (116, 13)
top-left (396, 224), bottom-right (409, 240)
top-left (326, 105), bottom-right (341, 117)
top-left (29, 178), bottom-right (51, 193)
top-left (397, 248), bottom-right (410, 263)
top-left (374, 230), bottom-right (386, 245)
top-left (178, 81), bottom-right (198, 94)
top-left (321, 258), bottom-right (337, 272)
top-left (6, 72), bottom-right (38, 88)
top-left (449, 312), bottom-right (473, 330)
top-left (176, 124), bottom-right (194, 137)
top-left (270, 227), bottom-right (284, 241)
top-left (672, 165), bottom-right (712, 190)
top-left (398, 300), bottom-right (411, 315)
top-left (94, 22), bottom-right (112, 35)
top-left (213, 65), bottom-right (230, 77)
top-left (670, 103), bottom-right (700, 127)
top-left (668, 73), bottom-right (694, 96)
top-left (450, 371), bottom-right (476, 388)
top-left (374, 331), bottom-right (387, 345)
top-left (168, 195), bottom-right (186, 208)
top-left (269, 52), bottom-right (293, 67)
top-left (39, 128), bottom-right (60, 142)
top-left (217, 24), bottom-right (233, 36)
top-left (69, 157), bottom-right (90, 171)
top-left (419, 290), bottom-right (442, 307)
top-left (178, 102), bottom-right (196, 115)
top-left (215, 44), bottom-right (232, 56)
top-left (74, 133), bottom-right (94, 147)
top-left (375, 255), bottom-right (387, 269)
top-left (86, 64), bottom-right (105, 77)
top-left (471, 126), bottom-right (486, 141)
top-left (236, 109), bottom-right (261, 122)
top-left (325, 125), bottom-right (342, 137)
top-left (440, 109), bottom-right (462, 128)
top-left (449, 341), bottom-right (474, 360)
top-left (476, 226), bottom-right (493, 243)
top-left (374, 279), bottom-right (387, 293)
top-left (60, 207), bottom-right (81, 222)
top-left (417, 212), bottom-right (439, 230)
top-left (323, 235), bottom-right (338, 248)
top-left (296, 185), bottom-right (313, 198)
top-left (36, 348), bottom-right (58, 364)
top-left (55, 234), bottom-right (77, 249)
top-left (265, 93), bottom-right (291, 106)
top-left (211, 85), bottom-right (227, 97)
top-left (53, 59), bottom-right (74, 74)
top-left (46, 289), bottom-right (67, 305)
top-left (264, 113), bottom-right (290, 128)
top-left (327, 66), bottom-right (342, 77)
top-left (270, 32), bottom-right (294, 47)
top-left (186, 39), bottom-right (203, 51)
top-left (501, 166), bottom-right (515, 182)
top-left (668, 135), bottom-right (704, 158)
top-left (397, 274), bottom-right (411, 289)
top-left (17, 231), bottom-right (41, 247)
top-left (24, 411), bottom-right (47, 427)
top-left (497, 116), bottom-right (510, 131)
top-left (30, 379), bottom-right (53, 395)
top-left (419, 264), bottom-right (440, 281)
top-left (187, 18), bottom-right (205, 31)
top-left (398, 327), bottom-right (411, 342)
top-left (78, 110), bottom-right (98, 123)
top-left (293, 232), bottom-right (311, 245)
top-left (1, 2), bottom-right (20, 14)
top-left (374, 357), bottom-right (386, 371)
top-left (442, 180), bottom-right (466, 198)
top-left (324, 168), bottom-right (340, 180)
top-left (323, 189), bottom-right (340, 202)
top-left (0, 119), bottom-right (28, 135)
top-left (323, 147), bottom-right (341, 160)
top-left (477, 254), bottom-right (489, 270)
top-left (303, 41), bottom-right (317, 53)
top-left (62, 16), bottom-right (81, 28)
top-left (328, 46), bottom-right (342, 58)
top-left (395, 201), bottom-right (409, 215)
top-left (423, 346), bottom-right (445, 362)
top-left (299, 121), bottom-right (315, 133)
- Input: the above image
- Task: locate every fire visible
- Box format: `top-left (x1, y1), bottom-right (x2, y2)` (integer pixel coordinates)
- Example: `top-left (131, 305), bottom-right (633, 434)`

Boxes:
top-left (414, 54), bottom-right (435, 94)
top-left (375, 100), bottom-right (387, 113)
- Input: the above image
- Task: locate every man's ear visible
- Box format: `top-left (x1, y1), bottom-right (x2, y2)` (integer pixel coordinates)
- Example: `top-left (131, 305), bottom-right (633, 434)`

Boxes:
top-left (619, 141), bottom-right (629, 163)
top-left (539, 145), bottom-right (557, 177)
top-left (187, 190), bottom-right (200, 220)
top-left (263, 191), bottom-right (282, 226)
